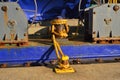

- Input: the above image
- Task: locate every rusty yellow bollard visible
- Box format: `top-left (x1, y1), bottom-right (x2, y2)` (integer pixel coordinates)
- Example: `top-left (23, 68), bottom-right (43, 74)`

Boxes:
top-left (51, 19), bottom-right (69, 38)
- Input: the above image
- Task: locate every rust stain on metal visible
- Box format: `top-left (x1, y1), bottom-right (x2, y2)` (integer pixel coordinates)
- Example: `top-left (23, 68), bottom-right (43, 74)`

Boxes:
top-left (104, 18), bottom-right (112, 25)
top-left (8, 20), bottom-right (16, 26)
top-left (23, 33), bottom-right (28, 41)
top-left (113, 5), bottom-right (119, 11)
top-left (0, 64), bottom-right (7, 68)
top-left (72, 59), bottom-right (81, 64)
top-left (2, 6), bottom-right (8, 26)
top-left (24, 62), bottom-right (31, 67)
top-left (93, 12), bottom-right (96, 14)
top-left (93, 38), bottom-right (120, 44)
top-left (10, 34), bottom-right (15, 40)
top-left (0, 41), bottom-right (28, 48)
top-left (114, 58), bottom-right (120, 61)
top-left (95, 58), bottom-right (103, 63)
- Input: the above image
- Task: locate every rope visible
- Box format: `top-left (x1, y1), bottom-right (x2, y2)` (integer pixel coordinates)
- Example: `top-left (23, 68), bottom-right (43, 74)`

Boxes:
top-left (93, 0), bottom-right (101, 5)
top-left (27, 0), bottom-right (38, 29)
top-left (22, 9), bottom-right (36, 12)
top-left (16, 0), bottom-right (19, 3)
top-left (8, 0), bottom-right (38, 29)
top-left (78, 0), bottom-right (82, 12)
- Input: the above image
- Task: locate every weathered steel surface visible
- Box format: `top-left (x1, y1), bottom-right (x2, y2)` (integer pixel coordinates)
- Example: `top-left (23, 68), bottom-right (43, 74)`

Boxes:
top-left (0, 44), bottom-right (120, 65)
top-left (0, 2), bottom-right (28, 46)
top-left (84, 4), bottom-right (120, 43)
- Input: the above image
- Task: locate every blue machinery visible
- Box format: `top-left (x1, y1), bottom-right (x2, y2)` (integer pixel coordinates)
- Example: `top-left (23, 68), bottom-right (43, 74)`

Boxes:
top-left (0, 0), bottom-right (120, 71)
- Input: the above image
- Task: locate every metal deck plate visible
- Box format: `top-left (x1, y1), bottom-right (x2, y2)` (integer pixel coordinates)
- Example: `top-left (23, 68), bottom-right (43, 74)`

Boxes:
top-left (0, 44), bottom-right (120, 65)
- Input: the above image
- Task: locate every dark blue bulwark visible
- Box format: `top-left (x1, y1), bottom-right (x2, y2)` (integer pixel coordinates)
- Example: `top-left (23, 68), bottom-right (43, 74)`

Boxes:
top-left (0, 44), bottom-right (120, 64)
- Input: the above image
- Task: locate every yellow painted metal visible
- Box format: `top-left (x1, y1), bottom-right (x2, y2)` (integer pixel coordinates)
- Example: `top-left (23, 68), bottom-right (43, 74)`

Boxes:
top-left (51, 19), bottom-right (67, 25)
top-left (51, 18), bottom-right (75, 73)
top-left (61, 55), bottom-right (69, 61)
top-left (56, 42), bottom-right (64, 56)
top-left (52, 34), bottom-right (75, 73)
top-left (54, 66), bottom-right (75, 73)
top-left (51, 19), bottom-right (69, 38)
top-left (52, 35), bottom-right (60, 59)
top-left (108, 0), bottom-right (117, 3)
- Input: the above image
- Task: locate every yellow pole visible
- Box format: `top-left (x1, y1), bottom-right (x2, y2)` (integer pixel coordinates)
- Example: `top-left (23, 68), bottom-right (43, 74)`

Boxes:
top-left (52, 35), bottom-right (60, 59)
top-left (51, 25), bottom-right (55, 33)
top-left (56, 42), bottom-right (64, 56)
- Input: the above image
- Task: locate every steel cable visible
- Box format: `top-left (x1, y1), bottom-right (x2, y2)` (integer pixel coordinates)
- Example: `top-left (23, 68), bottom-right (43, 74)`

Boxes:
top-left (27, 0), bottom-right (38, 29)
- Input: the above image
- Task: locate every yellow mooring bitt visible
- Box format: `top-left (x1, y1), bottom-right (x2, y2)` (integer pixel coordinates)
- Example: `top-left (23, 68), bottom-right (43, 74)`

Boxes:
top-left (51, 18), bottom-right (75, 73)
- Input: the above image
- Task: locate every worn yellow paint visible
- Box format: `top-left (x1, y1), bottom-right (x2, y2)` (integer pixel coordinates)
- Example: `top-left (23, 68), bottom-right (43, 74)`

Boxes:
top-left (108, 0), bottom-right (117, 3)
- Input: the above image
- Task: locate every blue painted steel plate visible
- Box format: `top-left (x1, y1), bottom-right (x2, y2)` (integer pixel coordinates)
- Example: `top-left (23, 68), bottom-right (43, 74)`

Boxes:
top-left (0, 44), bottom-right (120, 64)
